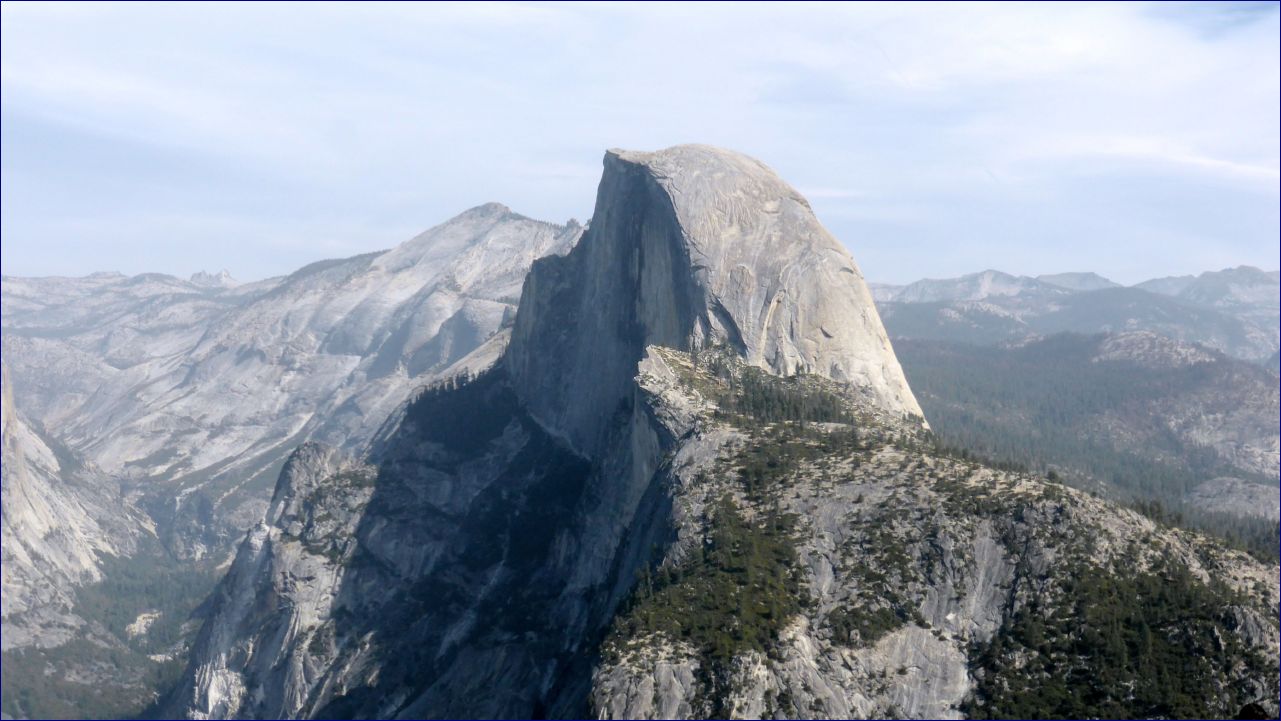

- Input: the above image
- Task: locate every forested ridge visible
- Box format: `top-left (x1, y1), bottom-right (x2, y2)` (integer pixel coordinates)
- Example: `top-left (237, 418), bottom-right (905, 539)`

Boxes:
top-left (895, 334), bottom-right (1280, 562)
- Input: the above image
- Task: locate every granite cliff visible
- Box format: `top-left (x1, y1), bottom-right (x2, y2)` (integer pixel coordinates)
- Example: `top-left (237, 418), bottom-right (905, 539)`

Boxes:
top-left (167, 146), bottom-right (1279, 719)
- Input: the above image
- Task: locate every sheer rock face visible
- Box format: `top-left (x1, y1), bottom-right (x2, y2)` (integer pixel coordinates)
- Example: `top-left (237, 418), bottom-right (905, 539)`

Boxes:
top-left (176, 443), bottom-right (376, 720)
top-left (508, 145), bottom-right (921, 455)
top-left (1, 363), bottom-right (140, 649)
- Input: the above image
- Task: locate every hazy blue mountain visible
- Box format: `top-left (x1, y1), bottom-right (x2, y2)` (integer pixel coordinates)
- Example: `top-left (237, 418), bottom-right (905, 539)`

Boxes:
top-left (1036, 271), bottom-right (1120, 291)
top-left (1135, 274), bottom-right (1197, 296)
top-left (875, 267), bottom-right (1280, 361)
top-left (891, 269), bottom-right (1061, 303)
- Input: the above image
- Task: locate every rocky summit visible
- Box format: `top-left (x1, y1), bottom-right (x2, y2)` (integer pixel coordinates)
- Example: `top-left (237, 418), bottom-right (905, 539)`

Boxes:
top-left (508, 145), bottom-right (922, 457)
top-left (163, 146), bottom-right (1279, 720)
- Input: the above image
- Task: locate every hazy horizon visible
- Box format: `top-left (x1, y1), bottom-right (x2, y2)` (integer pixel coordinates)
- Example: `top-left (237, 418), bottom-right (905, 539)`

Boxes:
top-left (1, 194), bottom-right (1277, 289)
top-left (3, 1), bottom-right (1278, 285)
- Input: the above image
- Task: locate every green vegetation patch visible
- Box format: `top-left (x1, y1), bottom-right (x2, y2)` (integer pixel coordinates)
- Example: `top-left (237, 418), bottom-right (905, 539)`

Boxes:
top-left (963, 554), bottom-right (1278, 720)
top-left (827, 503), bottom-right (930, 647)
top-left (825, 603), bottom-right (924, 647)
top-left (72, 551), bottom-right (215, 654)
top-left (1, 638), bottom-right (186, 720)
top-left (606, 495), bottom-right (806, 664)
top-left (677, 347), bottom-right (857, 428)
top-left (2, 547), bottom-right (218, 720)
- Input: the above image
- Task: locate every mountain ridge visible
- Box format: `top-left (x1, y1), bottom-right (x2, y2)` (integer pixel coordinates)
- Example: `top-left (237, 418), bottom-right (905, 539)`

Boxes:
top-left (873, 266), bottom-right (1279, 362)
top-left (0, 203), bottom-right (582, 718)
top-left (2, 203), bottom-right (582, 562)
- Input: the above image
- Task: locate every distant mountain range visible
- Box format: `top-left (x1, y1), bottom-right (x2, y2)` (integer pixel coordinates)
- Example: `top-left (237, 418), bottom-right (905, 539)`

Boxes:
top-left (874, 266), bottom-right (1278, 305)
top-left (897, 331), bottom-right (1278, 494)
top-left (882, 267), bottom-right (1279, 560)
top-left (871, 266), bottom-right (1279, 362)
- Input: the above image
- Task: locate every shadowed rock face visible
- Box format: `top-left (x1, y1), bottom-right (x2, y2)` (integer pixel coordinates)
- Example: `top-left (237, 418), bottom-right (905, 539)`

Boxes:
top-left (508, 144), bottom-right (922, 455)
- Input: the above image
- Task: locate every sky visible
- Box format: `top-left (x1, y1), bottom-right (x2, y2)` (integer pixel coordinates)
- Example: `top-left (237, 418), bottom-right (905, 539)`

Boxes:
top-left (1, 1), bottom-right (1278, 285)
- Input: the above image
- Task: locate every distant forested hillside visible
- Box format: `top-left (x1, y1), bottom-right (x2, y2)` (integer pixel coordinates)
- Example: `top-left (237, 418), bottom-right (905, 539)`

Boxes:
top-left (896, 333), bottom-right (1280, 560)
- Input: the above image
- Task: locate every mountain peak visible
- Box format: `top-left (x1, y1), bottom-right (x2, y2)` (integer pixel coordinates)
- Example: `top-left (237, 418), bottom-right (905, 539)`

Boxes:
top-left (893, 269), bottom-right (1049, 303)
top-left (462, 201), bottom-right (514, 218)
top-left (377, 201), bottom-right (578, 277)
top-left (605, 143), bottom-right (810, 199)
top-left (1037, 271), bottom-right (1119, 292)
top-left (1218, 264), bottom-right (1266, 274)
top-left (507, 144), bottom-right (921, 453)
top-left (1093, 330), bottom-right (1219, 368)
top-left (189, 269), bottom-right (238, 288)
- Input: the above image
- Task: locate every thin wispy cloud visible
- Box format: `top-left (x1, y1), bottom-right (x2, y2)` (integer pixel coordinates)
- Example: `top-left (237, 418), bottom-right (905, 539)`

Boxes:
top-left (2, 1), bottom-right (1277, 283)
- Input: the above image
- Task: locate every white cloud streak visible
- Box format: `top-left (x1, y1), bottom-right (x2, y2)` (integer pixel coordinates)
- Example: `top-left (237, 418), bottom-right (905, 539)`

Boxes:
top-left (1, 1), bottom-right (1277, 283)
